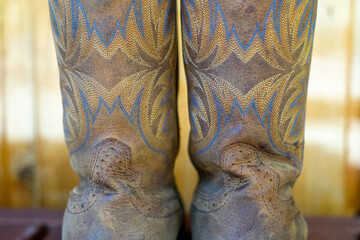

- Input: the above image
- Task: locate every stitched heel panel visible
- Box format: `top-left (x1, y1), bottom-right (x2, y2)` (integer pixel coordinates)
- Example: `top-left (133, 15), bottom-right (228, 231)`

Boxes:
top-left (67, 187), bottom-right (103, 214)
top-left (129, 186), bottom-right (182, 218)
top-left (90, 138), bottom-right (182, 218)
top-left (221, 142), bottom-right (299, 221)
top-left (67, 138), bottom-right (133, 214)
top-left (191, 185), bottom-right (234, 213)
top-left (89, 138), bottom-right (135, 190)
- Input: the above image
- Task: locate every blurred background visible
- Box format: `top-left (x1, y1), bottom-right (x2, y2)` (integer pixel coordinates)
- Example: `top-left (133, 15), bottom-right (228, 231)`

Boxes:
top-left (0, 0), bottom-right (359, 220)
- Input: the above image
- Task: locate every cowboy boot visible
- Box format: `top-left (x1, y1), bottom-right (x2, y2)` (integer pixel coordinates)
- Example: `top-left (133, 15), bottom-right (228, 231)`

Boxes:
top-left (181, 0), bottom-right (317, 239)
top-left (48, 0), bottom-right (182, 239)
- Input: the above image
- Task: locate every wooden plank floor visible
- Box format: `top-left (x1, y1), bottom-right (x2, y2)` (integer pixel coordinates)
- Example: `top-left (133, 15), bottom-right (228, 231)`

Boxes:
top-left (0, 209), bottom-right (359, 240)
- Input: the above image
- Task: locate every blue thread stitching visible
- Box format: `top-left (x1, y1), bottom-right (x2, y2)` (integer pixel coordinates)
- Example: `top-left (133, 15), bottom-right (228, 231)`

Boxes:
top-left (273, 0), bottom-right (283, 42)
top-left (62, 93), bottom-right (70, 134)
top-left (162, 109), bottom-right (170, 133)
top-left (70, 88), bottom-right (137, 154)
top-left (195, 91), bottom-right (274, 155)
top-left (70, 88), bottom-right (168, 159)
top-left (49, 0), bottom-right (60, 38)
top-left (68, 0), bottom-right (146, 46)
top-left (196, 91), bottom-right (222, 155)
top-left (134, 0), bottom-right (145, 37)
top-left (160, 91), bottom-right (171, 106)
top-left (298, 0), bottom-right (316, 39)
top-left (208, 0), bottom-right (282, 49)
top-left (188, 0), bottom-right (196, 8)
top-left (295, 0), bottom-right (303, 8)
top-left (189, 92), bottom-right (199, 107)
top-left (189, 93), bottom-right (199, 133)
top-left (290, 110), bottom-right (304, 136)
top-left (189, 111), bottom-right (198, 133)
top-left (308, 1), bottom-right (317, 41)
top-left (290, 92), bottom-right (304, 109)
top-left (265, 93), bottom-right (300, 164)
top-left (72, 89), bottom-right (92, 154)
top-left (193, 91), bottom-right (301, 164)
top-left (290, 78), bottom-right (305, 109)
top-left (63, 112), bottom-right (70, 134)
top-left (306, 1), bottom-right (317, 64)
top-left (164, 0), bottom-right (173, 36)
top-left (181, 0), bottom-right (192, 39)
top-left (209, 0), bottom-right (218, 41)
top-left (135, 89), bottom-right (168, 158)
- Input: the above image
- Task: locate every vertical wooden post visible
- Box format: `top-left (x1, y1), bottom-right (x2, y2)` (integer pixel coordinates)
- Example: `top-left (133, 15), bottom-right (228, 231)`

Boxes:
top-left (344, 0), bottom-right (360, 215)
top-left (0, 0), bottom-right (10, 207)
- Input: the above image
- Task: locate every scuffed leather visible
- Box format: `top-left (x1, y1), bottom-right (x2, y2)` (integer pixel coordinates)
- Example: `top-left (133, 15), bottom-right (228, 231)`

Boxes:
top-left (48, 0), bottom-right (317, 239)
top-left (182, 0), bottom-right (317, 239)
top-left (48, 0), bottom-right (183, 239)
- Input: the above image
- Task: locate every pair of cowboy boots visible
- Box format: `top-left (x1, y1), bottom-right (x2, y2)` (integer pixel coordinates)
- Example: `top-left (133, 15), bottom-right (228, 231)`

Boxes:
top-left (49, 0), bottom-right (317, 239)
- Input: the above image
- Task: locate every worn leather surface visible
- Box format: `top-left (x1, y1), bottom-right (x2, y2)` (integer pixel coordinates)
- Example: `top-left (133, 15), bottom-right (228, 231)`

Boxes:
top-left (49, 0), bottom-right (317, 239)
top-left (49, 0), bottom-right (183, 239)
top-left (182, 0), bottom-right (317, 239)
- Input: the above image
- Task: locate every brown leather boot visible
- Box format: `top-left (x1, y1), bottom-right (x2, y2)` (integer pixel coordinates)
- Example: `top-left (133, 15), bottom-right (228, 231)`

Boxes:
top-left (181, 0), bottom-right (317, 239)
top-left (48, 0), bottom-right (183, 239)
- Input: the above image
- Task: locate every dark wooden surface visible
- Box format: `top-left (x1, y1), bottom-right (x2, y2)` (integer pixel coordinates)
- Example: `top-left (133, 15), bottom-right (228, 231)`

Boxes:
top-left (0, 209), bottom-right (62, 240)
top-left (307, 217), bottom-right (360, 240)
top-left (0, 209), bottom-right (359, 240)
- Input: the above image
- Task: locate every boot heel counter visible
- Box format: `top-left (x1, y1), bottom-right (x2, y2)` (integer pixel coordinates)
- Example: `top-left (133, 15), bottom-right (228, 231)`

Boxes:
top-left (88, 138), bottom-right (133, 190)
top-left (221, 143), bottom-right (300, 221)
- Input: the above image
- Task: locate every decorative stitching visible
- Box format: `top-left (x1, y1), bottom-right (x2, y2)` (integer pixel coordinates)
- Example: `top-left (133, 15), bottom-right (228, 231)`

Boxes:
top-left (219, 143), bottom-right (299, 222)
top-left (50, 0), bottom-right (177, 156)
top-left (66, 138), bottom-right (181, 218)
top-left (182, 0), bottom-right (317, 166)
